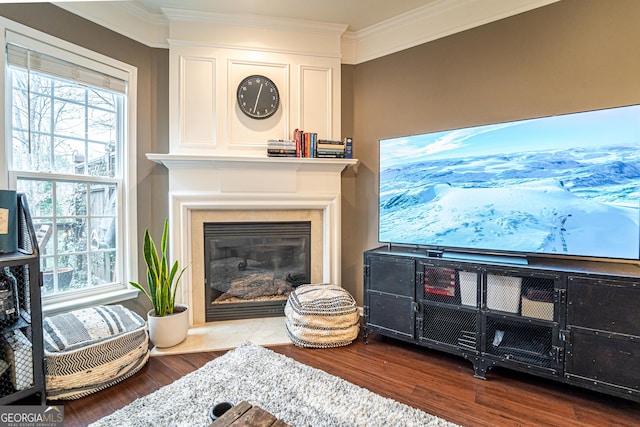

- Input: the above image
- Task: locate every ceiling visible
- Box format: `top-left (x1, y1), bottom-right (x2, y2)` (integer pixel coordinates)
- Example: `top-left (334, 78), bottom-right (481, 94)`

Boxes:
top-left (130, 0), bottom-right (440, 32)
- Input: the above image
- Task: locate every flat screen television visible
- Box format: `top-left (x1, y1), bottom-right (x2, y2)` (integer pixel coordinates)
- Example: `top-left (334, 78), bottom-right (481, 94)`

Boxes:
top-left (378, 104), bottom-right (640, 263)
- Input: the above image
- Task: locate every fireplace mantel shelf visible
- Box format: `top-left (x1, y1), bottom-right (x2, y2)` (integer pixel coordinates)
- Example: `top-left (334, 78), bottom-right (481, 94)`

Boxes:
top-left (147, 153), bottom-right (358, 173)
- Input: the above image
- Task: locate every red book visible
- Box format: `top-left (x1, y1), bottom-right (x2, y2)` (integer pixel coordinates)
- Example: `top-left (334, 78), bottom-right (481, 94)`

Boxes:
top-left (294, 129), bottom-right (302, 157)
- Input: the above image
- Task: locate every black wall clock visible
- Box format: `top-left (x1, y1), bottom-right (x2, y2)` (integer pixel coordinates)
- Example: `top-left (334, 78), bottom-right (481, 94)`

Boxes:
top-left (236, 75), bottom-right (280, 119)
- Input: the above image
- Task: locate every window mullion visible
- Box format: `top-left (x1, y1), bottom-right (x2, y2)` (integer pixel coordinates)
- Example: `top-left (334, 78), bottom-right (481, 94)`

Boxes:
top-left (85, 181), bottom-right (92, 289)
top-left (51, 180), bottom-right (59, 294)
top-left (84, 88), bottom-right (89, 176)
top-left (26, 58), bottom-right (32, 155)
top-left (49, 79), bottom-right (55, 172)
top-left (13, 171), bottom-right (119, 186)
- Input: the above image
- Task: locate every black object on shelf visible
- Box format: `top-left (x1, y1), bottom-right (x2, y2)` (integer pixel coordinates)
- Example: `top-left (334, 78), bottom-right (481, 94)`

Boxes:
top-left (0, 190), bottom-right (18, 254)
top-left (0, 266), bottom-right (20, 326)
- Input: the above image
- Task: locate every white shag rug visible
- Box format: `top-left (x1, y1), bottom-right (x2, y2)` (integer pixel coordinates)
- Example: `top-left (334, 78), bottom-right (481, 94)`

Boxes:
top-left (90, 342), bottom-right (459, 427)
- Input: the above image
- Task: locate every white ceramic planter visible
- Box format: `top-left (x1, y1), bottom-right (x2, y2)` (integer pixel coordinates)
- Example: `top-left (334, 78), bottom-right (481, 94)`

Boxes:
top-left (147, 304), bottom-right (189, 348)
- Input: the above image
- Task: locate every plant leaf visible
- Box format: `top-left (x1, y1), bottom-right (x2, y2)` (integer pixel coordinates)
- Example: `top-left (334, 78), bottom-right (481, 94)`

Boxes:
top-left (132, 218), bottom-right (189, 318)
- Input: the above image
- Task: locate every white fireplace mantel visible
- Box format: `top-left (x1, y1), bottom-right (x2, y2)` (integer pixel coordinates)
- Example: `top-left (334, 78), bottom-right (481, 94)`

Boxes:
top-left (147, 152), bottom-right (357, 325)
top-left (146, 153), bottom-right (357, 172)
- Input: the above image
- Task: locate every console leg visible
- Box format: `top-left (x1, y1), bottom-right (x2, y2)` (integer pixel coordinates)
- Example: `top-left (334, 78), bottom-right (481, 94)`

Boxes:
top-left (473, 360), bottom-right (488, 380)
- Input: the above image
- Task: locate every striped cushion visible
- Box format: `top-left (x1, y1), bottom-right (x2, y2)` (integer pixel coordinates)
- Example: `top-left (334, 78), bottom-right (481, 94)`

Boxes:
top-left (43, 305), bottom-right (146, 352)
top-left (284, 284), bottom-right (359, 348)
top-left (43, 305), bottom-right (149, 400)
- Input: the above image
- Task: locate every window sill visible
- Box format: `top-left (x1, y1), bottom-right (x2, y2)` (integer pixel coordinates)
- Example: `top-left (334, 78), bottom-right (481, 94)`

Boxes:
top-left (42, 288), bottom-right (140, 318)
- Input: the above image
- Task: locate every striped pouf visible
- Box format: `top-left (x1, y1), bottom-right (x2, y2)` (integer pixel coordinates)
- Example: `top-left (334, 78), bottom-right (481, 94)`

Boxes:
top-left (284, 284), bottom-right (360, 348)
top-left (43, 305), bottom-right (149, 400)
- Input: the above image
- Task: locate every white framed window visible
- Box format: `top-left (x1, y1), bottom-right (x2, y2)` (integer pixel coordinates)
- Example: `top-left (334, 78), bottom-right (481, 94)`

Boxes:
top-left (2, 20), bottom-right (138, 312)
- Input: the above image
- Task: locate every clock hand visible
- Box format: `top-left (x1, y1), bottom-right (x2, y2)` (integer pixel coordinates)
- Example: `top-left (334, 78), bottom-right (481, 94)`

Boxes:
top-left (253, 83), bottom-right (263, 113)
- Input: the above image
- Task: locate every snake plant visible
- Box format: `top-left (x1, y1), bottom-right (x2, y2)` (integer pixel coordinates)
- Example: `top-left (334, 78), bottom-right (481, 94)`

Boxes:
top-left (129, 219), bottom-right (188, 317)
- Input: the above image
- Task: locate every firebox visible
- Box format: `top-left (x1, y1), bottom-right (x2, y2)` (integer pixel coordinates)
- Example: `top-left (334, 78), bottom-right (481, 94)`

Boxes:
top-left (204, 221), bottom-right (311, 321)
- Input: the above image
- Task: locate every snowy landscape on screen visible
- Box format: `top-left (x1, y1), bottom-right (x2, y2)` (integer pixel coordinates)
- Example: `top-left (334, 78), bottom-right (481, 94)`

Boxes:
top-left (379, 106), bottom-right (640, 259)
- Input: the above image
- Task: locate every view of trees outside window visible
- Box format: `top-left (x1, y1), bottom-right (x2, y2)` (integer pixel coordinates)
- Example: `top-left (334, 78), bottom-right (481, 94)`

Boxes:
top-left (9, 67), bottom-right (123, 296)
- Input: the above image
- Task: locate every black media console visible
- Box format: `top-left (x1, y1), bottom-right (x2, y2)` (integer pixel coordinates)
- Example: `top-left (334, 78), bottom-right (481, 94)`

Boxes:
top-left (363, 245), bottom-right (640, 402)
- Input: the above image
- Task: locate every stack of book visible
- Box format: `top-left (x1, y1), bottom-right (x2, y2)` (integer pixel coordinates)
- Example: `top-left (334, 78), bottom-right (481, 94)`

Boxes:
top-left (269, 131), bottom-right (353, 158)
top-left (267, 139), bottom-right (297, 157)
top-left (316, 139), bottom-right (346, 158)
top-left (294, 129), bottom-right (318, 158)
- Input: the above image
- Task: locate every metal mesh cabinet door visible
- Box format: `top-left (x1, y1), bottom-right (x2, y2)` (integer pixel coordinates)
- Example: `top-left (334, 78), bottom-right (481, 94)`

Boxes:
top-left (364, 253), bottom-right (416, 340)
top-left (481, 270), bottom-right (562, 378)
top-left (418, 264), bottom-right (479, 352)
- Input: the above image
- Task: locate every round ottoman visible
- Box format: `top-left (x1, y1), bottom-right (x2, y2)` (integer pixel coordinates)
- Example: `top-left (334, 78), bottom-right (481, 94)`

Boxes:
top-left (43, 304), bottom-right (149, 400)
top-left (284, 284), bottom-right (359, 348)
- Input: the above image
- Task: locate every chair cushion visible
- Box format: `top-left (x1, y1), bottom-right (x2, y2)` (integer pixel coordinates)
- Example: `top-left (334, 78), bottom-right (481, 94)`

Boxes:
top-left (284, 284), bottom-right (359, 348)
top-left (43, 305), bottom-right (149, 400)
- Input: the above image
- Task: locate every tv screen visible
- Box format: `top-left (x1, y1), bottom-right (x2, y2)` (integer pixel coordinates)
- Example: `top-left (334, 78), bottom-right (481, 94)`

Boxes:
top-left (379, 104), bottom-right (640, 261)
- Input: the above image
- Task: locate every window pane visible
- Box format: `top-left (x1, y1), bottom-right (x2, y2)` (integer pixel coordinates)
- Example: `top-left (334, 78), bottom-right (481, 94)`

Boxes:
top-left (87, 88), bottom-right (116, 110)
top-left (91, 217), bottom-right (116, 251)
top-left (89, 183), bottom-right (116, 215)
top-left (60, 254), bottom-right (84, 292)
top-left (87, 142), bottom-right (115, 177)
top-left (10, 69), bottom-right (121, 178)
top-left (53, 80), bottom-right (85, 103)
top-left (88, 107), bottom-right (116, 143)
top-left (31, 134), bottom-right (53, 172)
top-left (53, 137), bottom-right (81, 174)
top-left (53, 98), bottom-right (85, 140)
top-left (10, 79), bottom-right (30, 168)
top-left (31, 93), bottom-right (53, 134)
top-left (30, 73), bottom-right (53, 96)
top-left (33, 220), bottom-right (54, 255)
top-left (11, 70), bottom-right (57, 172)
top-left (66, 253), bottom-right (87, 291)
top-left (58, 218), bottom-right (87, 254)
top-left (16, 178), bottom-right (53, 217)
top-left (91, 250), bottom-right (116, 285)
top-left (41, 257), bottom-right (55, 294)
top-left (56, 181), bottom-right (87, 216)
top-left (17, 176), bottom-right (120, 297)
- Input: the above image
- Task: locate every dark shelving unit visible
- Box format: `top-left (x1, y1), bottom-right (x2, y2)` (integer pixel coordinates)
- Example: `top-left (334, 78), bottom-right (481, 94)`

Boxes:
top-left (0, 194), bottom-right (45, 405)
top-left (363, 245), bottom-right (640, 403)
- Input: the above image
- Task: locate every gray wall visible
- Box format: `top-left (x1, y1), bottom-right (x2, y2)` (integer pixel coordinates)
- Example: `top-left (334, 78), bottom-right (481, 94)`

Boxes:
top-left (343, 0), bottom-right (640, 305)
top-left (0, 4), bottom-right (169, 315)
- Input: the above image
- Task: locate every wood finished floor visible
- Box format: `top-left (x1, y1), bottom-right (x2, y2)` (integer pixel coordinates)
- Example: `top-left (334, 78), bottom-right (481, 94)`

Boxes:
top-left (50, 333), bottom-right (640, 427)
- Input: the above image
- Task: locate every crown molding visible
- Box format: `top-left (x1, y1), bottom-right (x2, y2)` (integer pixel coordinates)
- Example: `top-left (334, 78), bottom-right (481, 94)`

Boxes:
top-left (55, 0), bottom-right (560, 62)
top-left (162, 9), bottom-right (346, 59)
top-left (340, 32), bottom-right (358, 65)
top-left (54, 1), bottom-right (170, 48)
top-left (342, 0), bottom-right (560, 64)
top-left (162, 8), bottom-right (349, 36)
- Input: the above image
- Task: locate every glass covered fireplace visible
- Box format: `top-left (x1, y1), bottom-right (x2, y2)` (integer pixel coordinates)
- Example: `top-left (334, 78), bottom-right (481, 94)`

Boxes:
top-left (204, 221), bottom-right (311, 321)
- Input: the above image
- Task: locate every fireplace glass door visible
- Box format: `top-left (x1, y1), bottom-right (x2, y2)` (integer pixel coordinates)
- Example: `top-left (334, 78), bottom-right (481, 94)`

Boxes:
top-left (204, 221), bottom-right (310, 321)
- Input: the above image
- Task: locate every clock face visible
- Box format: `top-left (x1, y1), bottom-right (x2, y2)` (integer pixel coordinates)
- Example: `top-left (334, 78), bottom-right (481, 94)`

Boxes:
top-left (236, 75), bottom-right (280, 119)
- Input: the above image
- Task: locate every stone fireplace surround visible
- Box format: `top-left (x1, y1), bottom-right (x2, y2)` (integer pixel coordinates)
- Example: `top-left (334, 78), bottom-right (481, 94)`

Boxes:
top-left (147, 154), bottom-right (357, 326)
